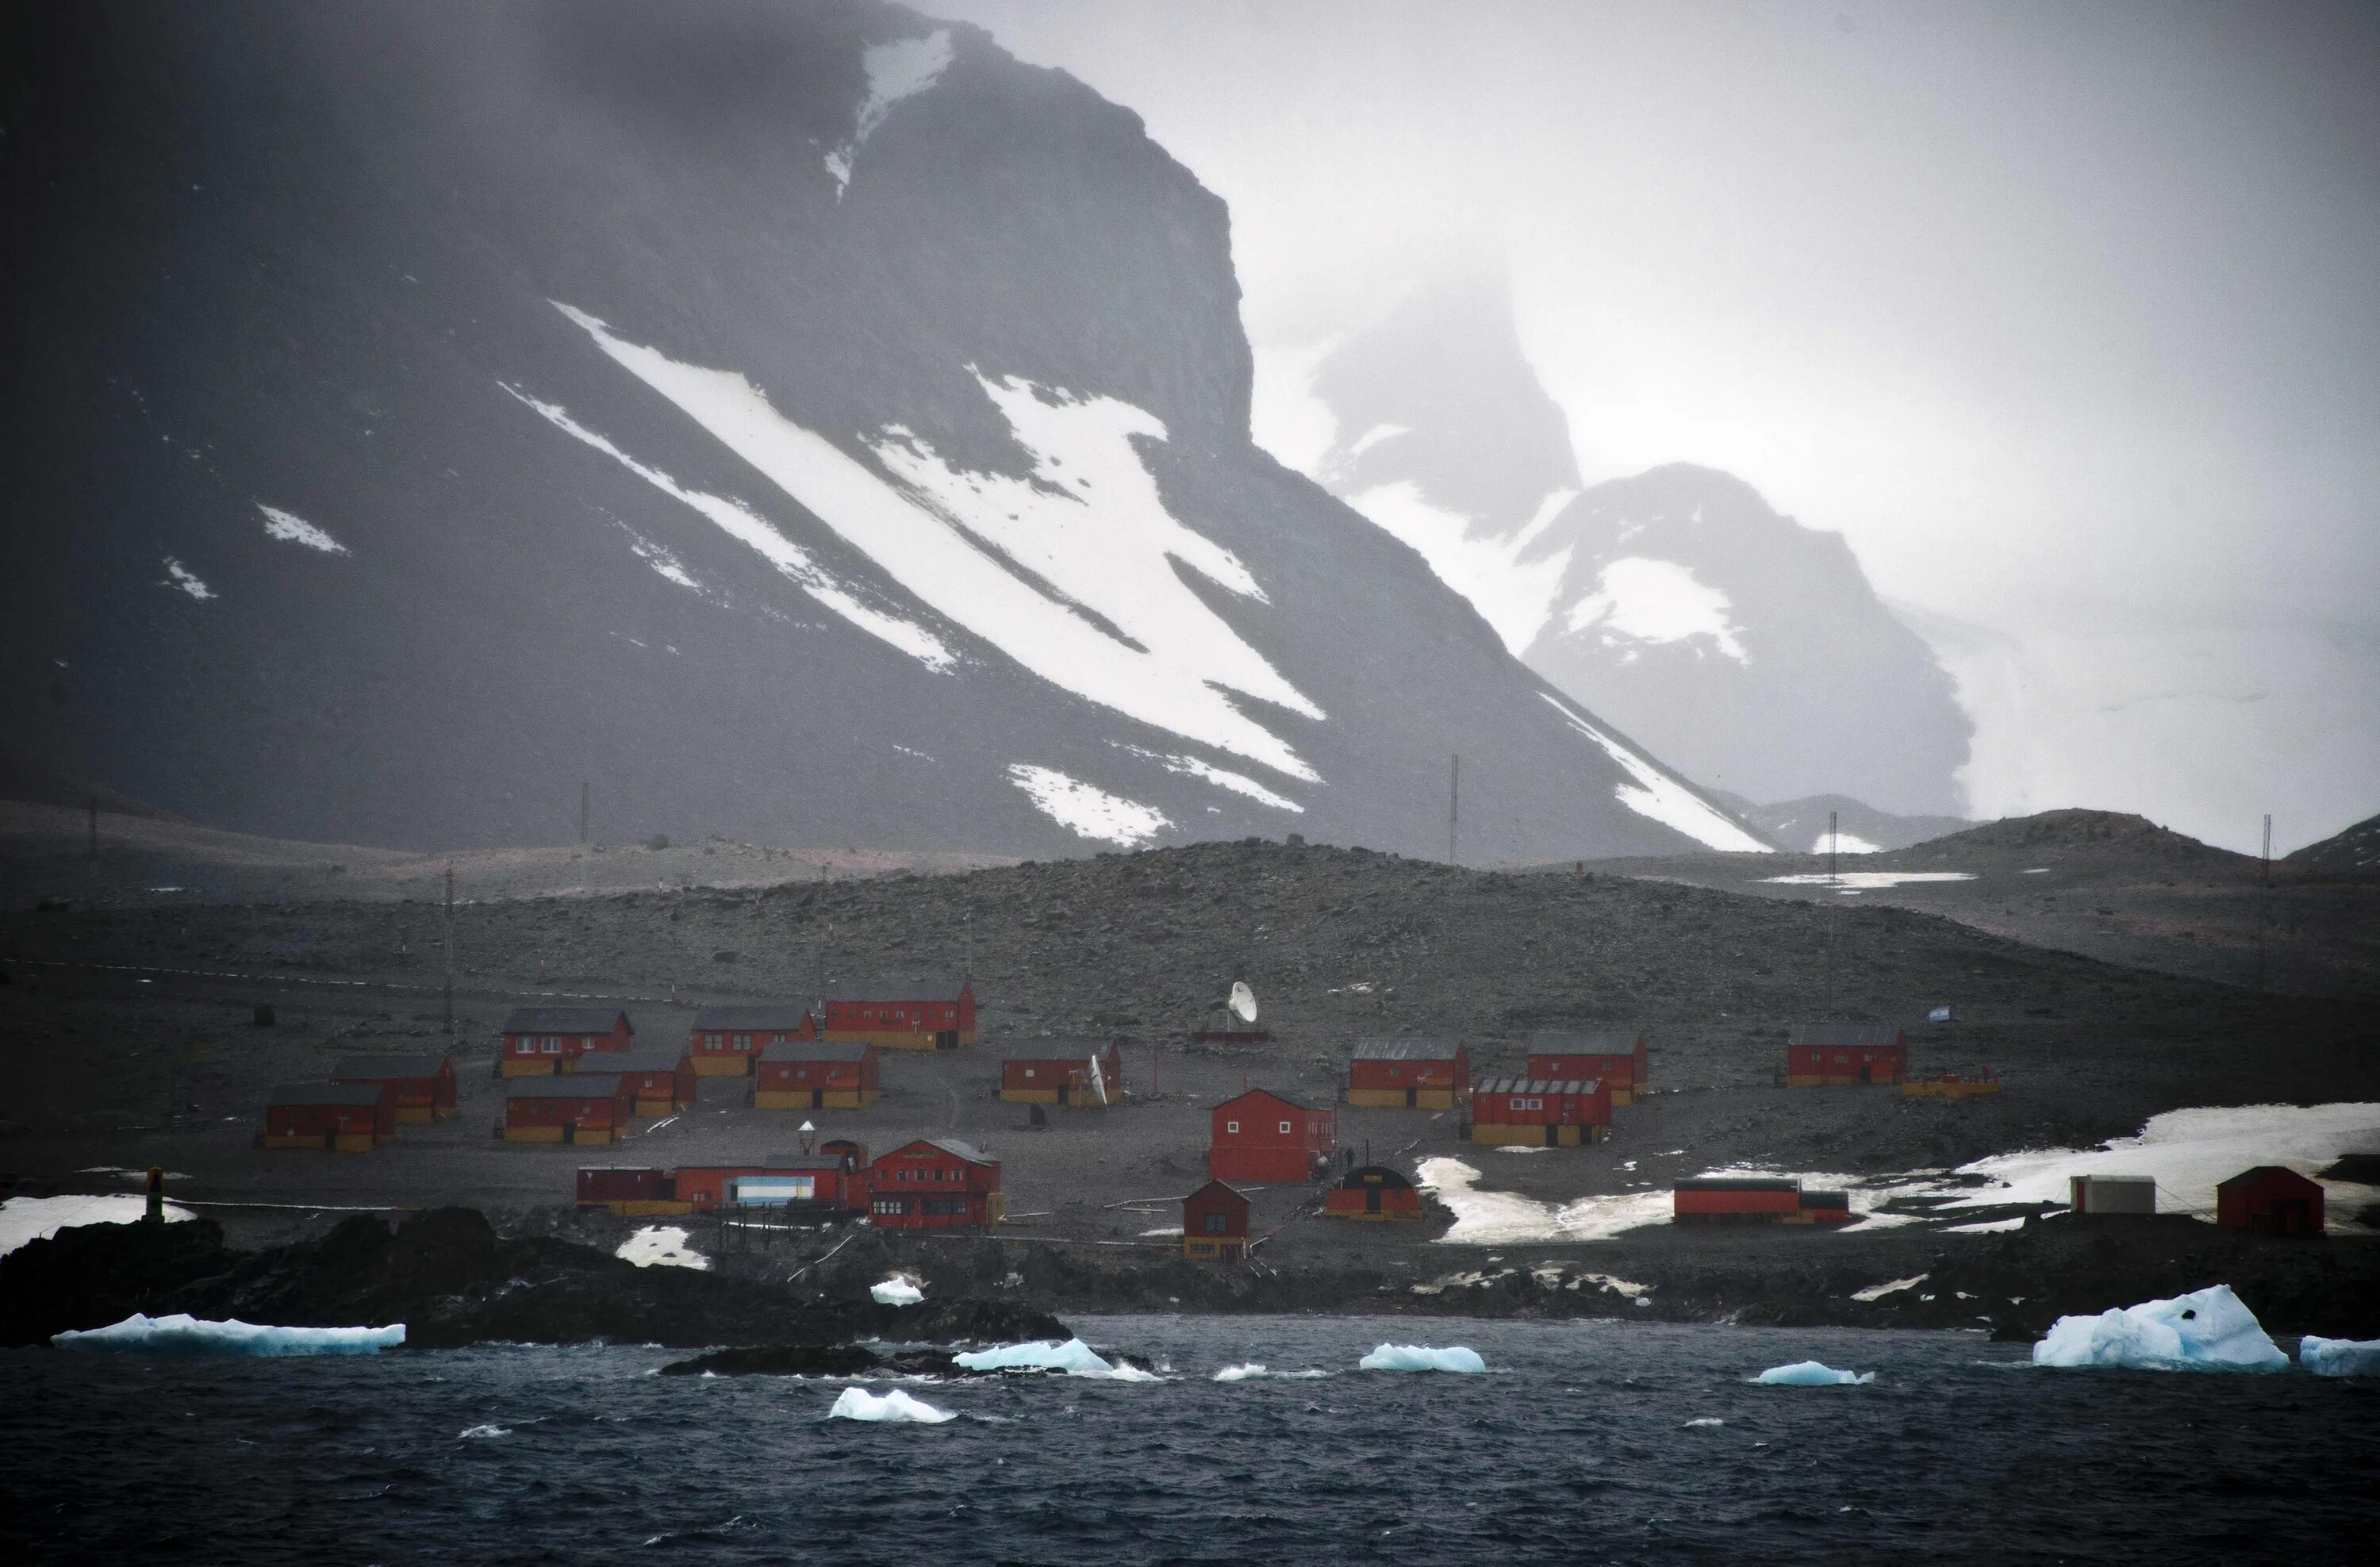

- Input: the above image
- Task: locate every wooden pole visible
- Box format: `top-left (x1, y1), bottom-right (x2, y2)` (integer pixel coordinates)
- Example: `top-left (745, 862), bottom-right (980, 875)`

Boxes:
top-left (1448, 754), bottom-right (1461, 865)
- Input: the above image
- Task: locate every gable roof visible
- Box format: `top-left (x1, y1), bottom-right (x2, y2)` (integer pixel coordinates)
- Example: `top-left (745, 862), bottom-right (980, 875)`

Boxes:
top-left (2216, 1165), bottom-right (2323, 1191)
top-left (500, 1007), bottom-right (631, 1036)
top-left (877, 1136), bottom-right (996, 1166)
top-left (691, 1005), bottom-right (816, 1032)
top-left (1185, 1177), bottom-right (1250, 1208)
top-left (576, 1047), bottom-right (687, 1076)
top-left (330, 1054), bottom-right (449, 1081)
top-left (268, 1080), bottom-right (389, 1108)
top-left (1527, 1030), bottom-right (1644, 1054)
top-left (1214, 1087), bottom-right (1311, 1116)
top-left (1351, 1038), bottom-right (1465, 1062)
top-left (1787, 1024), bottom-right (1905, 1049)
top-left (827, 977), bottom-right (969, 1003)
top-left (1473, 1076), bottom-right (1600, 1097)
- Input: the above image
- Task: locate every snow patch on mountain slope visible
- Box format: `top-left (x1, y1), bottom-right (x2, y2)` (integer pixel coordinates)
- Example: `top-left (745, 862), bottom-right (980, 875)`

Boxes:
top-left (1115, 745), bottom-right (1303, 812)
top-left (1008, 765), bottom-right (1171, 846)
top-left (553, 304), bottom-right (1322, 783)
top-left (1563, 556), bottom-right (1748, 663)
top-left (501, 382), bottom-right (954, 670)
top-left (1342, 480), bottom-right (1575, 656)
top-left (257, 505), bottom-right (349, 555)
top-left (162, 558), bottom-right (213, 600)
top-left (825, 29), bottom-right (954, 196)
top-left (1541, 692), bottom-right (1771, 853)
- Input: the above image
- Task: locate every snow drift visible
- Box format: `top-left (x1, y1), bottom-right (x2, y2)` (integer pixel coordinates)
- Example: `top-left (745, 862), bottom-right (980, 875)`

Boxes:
top-left (2297, 1335), bottom-right (2380, 1377)
top-left (52, 1312), bottom-right (405, 1356)
top-left (2031, 1285), bottom-right (2289, 1372)
top-left (1755, 1361), bottom-right (1874, 1387)
top-left (1358, 1343), bottom-right (1486, 1373)
top-left (827, 1387), bottom-right (954, 1424)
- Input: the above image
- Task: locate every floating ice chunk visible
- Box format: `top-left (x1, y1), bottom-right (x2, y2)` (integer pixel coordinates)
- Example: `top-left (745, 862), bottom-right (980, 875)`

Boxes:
top-left (1359, 1343), bottom-right (1486, 1373)
top-left (1755, 1361), bottom-right (1875, 1386)
top-left (1684, 1417), bottom-right (1726, 1427)
top-left (954, 1338), bottom-right (1156, 1381)
top-left (459, 1424), bottom-right (510, 1440)
top-left (52, 1312), bottom-right (404, 1356)
top-left (870, 1276), bottom-right (924, 1306)
top-left (2031, 1285), bottom-right (2288, 1372)
top-left (162, 557), bottom-right (215, 600)
top-left (1213, 1363), bottom-right (1329, 1382)
top-left (616, 1225), bottom-right (710, 1271)
top-left (2298, 1335), bottom-right (2380, 1377)
top-left (828, 1386), bottom-right (954, 1423)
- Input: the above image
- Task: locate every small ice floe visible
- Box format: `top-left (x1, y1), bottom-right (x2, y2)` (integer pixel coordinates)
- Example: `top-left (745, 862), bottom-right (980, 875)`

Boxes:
top-left (1683, 1417), bottom-right (1726, 1428)
top-left (257, 504), bottom-right (351, 555)
top-left (2297, 1336), bottom-right (2380, 1377)
top-left (1755, 1361), bottom-right (1875, 1386)
top-left (1212, 1363), bottom-right (1328, 1382)
top-left (827, 1387), bottom-right (954, 1424)
top-left (1851, 1274), bottom-right (1928, 1303)
top-left (161, 557), bottom-right (215, 599)
top-left (954, 1338), bottom-right (1158, 1381)
top-left (53, 1313), bottom-right (405, 1357)
top-left (2032, 1284), bottom-right (2288, 1372)
top-left (616, 1226), bottom-right (710, 1271)
top-left (458, 1424), bottom-right (510, 1441)
top-left (1358, 1344), bottom-right (1486, 1373)
top-left (870, 1276), bottom-right (924, 1306)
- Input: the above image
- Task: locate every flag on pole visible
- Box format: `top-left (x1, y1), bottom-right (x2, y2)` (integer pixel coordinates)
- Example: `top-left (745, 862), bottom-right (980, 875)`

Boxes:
top-left (1928, 1005), bottom-right (1953, 1023)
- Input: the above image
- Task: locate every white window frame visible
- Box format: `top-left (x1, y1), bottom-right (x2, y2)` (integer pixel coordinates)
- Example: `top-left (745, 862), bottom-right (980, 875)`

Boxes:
top-left (1278, 1120), bottom-right (1292, 1135)
top-left (1226, 1120), bottom-right (1240, 1134)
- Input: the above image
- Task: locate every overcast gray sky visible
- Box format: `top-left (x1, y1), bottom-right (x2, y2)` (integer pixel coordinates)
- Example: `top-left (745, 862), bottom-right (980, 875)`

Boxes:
top-left (928, 0), bottom-right (2380, 850)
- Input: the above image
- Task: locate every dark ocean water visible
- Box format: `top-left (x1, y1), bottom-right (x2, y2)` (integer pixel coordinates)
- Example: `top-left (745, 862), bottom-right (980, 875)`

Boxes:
top-left (3, 1315), bottom-right (2374, 1565)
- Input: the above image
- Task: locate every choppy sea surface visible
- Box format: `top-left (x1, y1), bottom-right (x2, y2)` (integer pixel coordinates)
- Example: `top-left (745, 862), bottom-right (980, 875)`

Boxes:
top-left (3, 1314), bottom-right (2374, 1564)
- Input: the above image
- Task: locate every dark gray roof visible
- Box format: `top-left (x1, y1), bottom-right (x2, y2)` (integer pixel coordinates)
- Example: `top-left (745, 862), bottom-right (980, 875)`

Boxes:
top-left (692, 1005), bottom-right (816, 1032)
top-left (500, 1007), bottom-right (630, 1035)
top-left (758, 1041), bottom-right (872, 1064)
top-left (1527, 1030), bottom-right (1644, 1054)
top-left (1472, 1076), bottom-right (1600, 1096)
top-left (1676, 1177), bottom-right (1798, 1193)
top-left (578, 1048), bottom-right (686, 1076)
top-left (269, 1080), bottom-right (387, 1108)
top-left (1351, 1038), bottom-right (1464, 1062)
top-left (330, 1054), bottom-right (449, 1081)
top-left (506, 1078), bottom-right (629, 1100)
top-left (897, 1137), bottom-right (992, 1166)
top-left (827, 977), bottom-right (969, 1003)
top-left (1338, 1165), bottom-right (1417, 1189)
top-left (755, 1154), bottom-right (854, 1173)
top-left (2216, 1166), bottom-right (2321, 1189)
top-left (1002, 1038), bottom-right (1115, 1062)
top-left (1787, 1024), bottom-right (1905, 1048)
top-left (1798, 1189), bottom-right (1850, 1208)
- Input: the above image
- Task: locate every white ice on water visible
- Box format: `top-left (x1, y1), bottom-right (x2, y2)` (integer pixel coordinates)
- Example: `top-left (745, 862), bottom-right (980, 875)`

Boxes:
top-left (870, 1276), bottom-right (924, 1306)
top-left (1539, 693), bottom-right (1772, 853)
top-left (1007, 765), bottom-right (1172, 847)
top-left (0, 1194), bottom-right (194, 1257)
top-left (823, 29), bottom-right (955, 194)
top-left (954, 1338), bottom-right (1157, 1381)
top-left (257, 504), bottom-right (350, 555)
top-left (1212, 1363), bottom-right (1329, 1381)
top-left (2032, 1285), bottom-right (2289, 1372)
top-left (1358, 1343), bottom-right (1486, 1373)
top-left (1755, 1361), bottom-right (1874, 1386)
top-left (162, 557), bottom-right (214, 600)
top-left (616, 1226), bottom-right (710, 1271)
top-left (1564, 555), bottom-right (1749, 664)
top-left (828, 1386), bottom-right (954, 1423)
top-left (2297, 1336), bottom-right (2380, 1377)
top-left (53, 1312), bottom-right (405, 1356)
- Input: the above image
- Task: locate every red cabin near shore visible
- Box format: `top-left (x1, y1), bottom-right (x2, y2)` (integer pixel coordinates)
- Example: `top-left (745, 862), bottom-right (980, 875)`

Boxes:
top-left (1208, 1089), bottom-right (1335, 1182)
top-left (2216, 1166), bottom-right (2325, 1236)
top-left (754, 1043), bottom-right (880, 1109)
top-left (1526, 1030), bottom-right (1649, 1105)
top-left (1785, 1024), bottom-right (1906, 1086)
top-left (500, 1007), bottom-right (633, 1077)
top-left (868, 1139), bottom-right (1003, 1229)
top-left (263, 1080), bottom-right (398, 1150)
top-left (822, 979), bottom-right (977, 1050)
top-left (331, 1054), bottom-right (458, 1123)
top-left (1182, 1179), bottom-right (1251, 1261)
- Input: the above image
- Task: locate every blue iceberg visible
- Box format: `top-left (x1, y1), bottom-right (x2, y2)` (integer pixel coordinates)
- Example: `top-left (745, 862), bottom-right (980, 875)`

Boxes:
top-left (953, 1338), bottom-right (1158, 1381)
top-left (828, 1387), bottom-right (954, 1423)
top-left (52, 1312), bottom-right (405, 1356)
top-left (2298, 1335), bottom-right (2380, 1377)
top-left (2032, 1284), bottom-right (2288, 1372)
top-left (1755, 1360), bottom-right (1874, 1386)
top-left (1358, 1343), bottom-right (1486, 1373)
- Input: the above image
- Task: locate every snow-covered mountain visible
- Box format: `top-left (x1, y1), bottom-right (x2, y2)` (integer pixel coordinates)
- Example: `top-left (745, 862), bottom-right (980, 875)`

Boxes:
top-left (1307, 276), bottom-right (1973, 818)
top-left (0, 0), bottom-right (1767, 861)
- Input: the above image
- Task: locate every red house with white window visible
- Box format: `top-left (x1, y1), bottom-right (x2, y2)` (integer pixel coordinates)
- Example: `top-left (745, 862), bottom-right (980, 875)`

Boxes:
top-left (1468, 1076), bottom-right (1611, 1146)
top-left (572, 1047), bottom-right (696, 1116)
top-left (688, 1004), bottom-right (816, 1077)
top-left (1784, 1024), bottom-right (1907, 1087)
top-left (1526, 1030), bottom-right (1650, 1105)
top-left (822, 979), bottom-right (976, 1050)
top-left (1208, 1089), bottom-right (1335, 1182)
top-left (867, 1138), bottom-right (1003, 1229)
top-left (500, 1007), bottom-right (633, 1077)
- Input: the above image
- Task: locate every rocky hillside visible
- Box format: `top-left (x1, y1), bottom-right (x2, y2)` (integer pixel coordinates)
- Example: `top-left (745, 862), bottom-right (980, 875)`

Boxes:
top-left (0, 0), bottom-right (1758, 863)
top-left (2286, 812), bottom-right (2380, 879)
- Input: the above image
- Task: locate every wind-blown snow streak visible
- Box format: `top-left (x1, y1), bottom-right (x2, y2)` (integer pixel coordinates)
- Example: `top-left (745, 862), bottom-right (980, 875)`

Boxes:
top-left (553, 304), bottom-right (1322, 781)
top-left (1008, 765), bottom-right (1170, 847)
top-left (501, 381), bottom-right (954, 670)
top-left (1115, 745), bottom-right (1304, 812)
top-left (1344, 480), bottom-right (1575, 656)
top-left (824, 29), bottom-right (955, 195)
top-left (257, 504), bottom-right (350, 555)
top-left (1539, 692), bottom-right (1772, 852)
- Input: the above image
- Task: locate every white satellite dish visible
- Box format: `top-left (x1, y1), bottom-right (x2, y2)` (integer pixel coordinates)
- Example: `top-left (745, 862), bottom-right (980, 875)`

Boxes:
top-left (1229, 981), bottom-right (1258, 1024)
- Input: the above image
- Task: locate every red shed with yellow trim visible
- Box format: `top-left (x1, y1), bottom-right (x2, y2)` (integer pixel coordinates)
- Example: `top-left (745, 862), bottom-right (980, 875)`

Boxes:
top-left (499, 1007), bottom-right (633, 1077)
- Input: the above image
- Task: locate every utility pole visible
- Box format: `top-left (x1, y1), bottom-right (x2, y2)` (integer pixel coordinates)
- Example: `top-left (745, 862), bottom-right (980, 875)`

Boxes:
top-left (2261, 814), bottom-right (2272, 885)
top-left (442, 861), bottom-right (455, 1038)
top-left (580, 780), bottom-right (590, 846)
top-left (1448, 754), bottom-right (1461, 865)
top-left (2256, 812), bottom-right (2273, 993)
top-left (1828, 808), bottom-right (1839, 885)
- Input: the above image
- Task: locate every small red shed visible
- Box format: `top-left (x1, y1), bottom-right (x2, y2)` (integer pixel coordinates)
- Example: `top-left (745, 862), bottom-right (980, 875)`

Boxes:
top-left (754, 1043), bottom-right (880, 1109)
top-left (574, 1166), bottom-right (692, 1216)
top-left (572, 1047), bottom-right (696, 1116)
top-left (1000, 1040), bottom-right (1123, 1107)
top-left (501, 1077), bottom-right (631, 1144)
top-left (499, 1007), bottom-right (634, 1077)
top-left (1526, 1030), bottom-right (1649, 1106)
top-left (330, 1053), bottom-right (459, 1123)
top-left (1673, 1177), bottom-right (1802, 1224)
top-left (263, 1080), bottom-right (398, 1151)
top-left (689, 1004), bottom-right (816, 1078)
top-left (2216, 1166), bottom-right (2325, 1236)
top-left (822, 978), bottom-right (977, 1050)
top-left (1346, 1039), bottom-right (1470, 1109)
top-left (1182, 1179), bottom-right (1251, 1261)
top-left (867, 1138), bottom-right (1003, 1229)
top-left (1208, 1089), bottom-right (1335, 1182)
top-left (1324, 1164), bottom-right (1425, 1222)
top-left (1468, 1077), bottom-right (1611, 1147)
top-left (1785, 1024), bottom-right (1907, 1087)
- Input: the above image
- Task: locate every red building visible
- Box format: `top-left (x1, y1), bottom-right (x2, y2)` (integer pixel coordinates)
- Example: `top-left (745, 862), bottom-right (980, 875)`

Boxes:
top-left (821, 979), bottom-right (977, 1050)
top-left (689, 1004), bottom-right (816, 1078)
top-left (2216, 1166), bottom-right (2325, 1236)
top-left (1468, 1076), bottom-right (1612, 1147)
top-left (574, 1047), bottom-right (696, 1116)
top-left (1324, 1164), bottom-right (1425, 1222)
top-left (1673, 1177), bottom-right (1848, 1225)
top-left (1208, 1089), bottom-right (1335, 1182)
top-left (1346, 1039), bottom-right (1469, 1109)
top-left (330, 1054), bottom-right (458, 1123)
top-left (500, 1007), bottom-right (633, 1077)
top-left (1000, 1040), bottom-right (1123, 1106)
top-left (754, 1043), bottom-right (880, 1109)
top-left (1785, 1024), bottom-right (1907, 1087)
top-left (868, 1139), bottom-right (1003, 1229)
top-left (501, 1077), bottom-right (631, 1144)
top-left (263, 1080), bottom-right (398, 1151)
top-left (574, 1166), bottom-right (689, 1216)
top-left (1526, 1030), bottom-right (1649, 1106)
top-left (1182, 1179), bottom-right (1251, 1261)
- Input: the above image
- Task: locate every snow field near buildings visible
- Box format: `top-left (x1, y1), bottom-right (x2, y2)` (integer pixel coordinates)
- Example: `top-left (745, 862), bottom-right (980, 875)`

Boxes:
top-left (0, 1193), bottom-right (194, 1257)
top-left (53, 1313), bottom-right (405, 1356)
top-left (1415, 1158), bottom-right (1672, 1244)
top-left (1760, 870), bottom-right (1976, 889)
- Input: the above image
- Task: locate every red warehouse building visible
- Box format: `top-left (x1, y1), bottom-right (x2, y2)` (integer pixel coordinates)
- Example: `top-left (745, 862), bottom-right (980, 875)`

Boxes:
top-left (1468, 1077), bottom-right (1611, 1147)
top-left (821, 978), bottom-right (976, 1050)
top-left (574, 1166), bottom-right (690, 1217)
top-left (1182, 1179), bottom-right (1251, 1262)
top-left (500, 1007), bottom-right (634, 1077)
top-left (689, 1004), bottom-right (816, 1078)
top-left (1673, 1177), bottom-right (1849, 1225)
top-left (2216, 1166), bottom-right (2325, 1236)
top-left (1324, 1164), bottom-right (1425, 1222)
top-left (1208, 1089), bottom-right (1336, 1182)
top-left (669, 1145), bottom-right (870, 1212)
top-left (501, 1077), bottom-right (631, 1144)
top-left (331, 1054), bottom-right (458, 1123)
top-left (1527, 1030), bottom-right (1649, 1106)
top-left (754, 1043), bottom-right (880, 1109)
top-left (1785, 1024), bottom-right (1907, 1087)
top-left (1346, 1039), bottom-right (1470, 1109)
top-left (576, 1047), bottom-right (696, 1116)
top-left (1000, 1040), bottom-right (1123, 1107)
top-left (263, 1080), bottom-right (398, 1151)
top-left (868, 1139), bottom-right (1003, 1229)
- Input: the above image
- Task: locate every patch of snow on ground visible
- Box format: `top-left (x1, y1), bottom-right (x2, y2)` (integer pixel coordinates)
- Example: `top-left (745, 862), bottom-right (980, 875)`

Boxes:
top-left (2033, 1285), bottom-right (2288, 1372)
top-left (552, 307), bottom-right (1320, 782)
top-left (1762, 870), bottom-right (1977, 889)
top-left (1342, 480), bottom-right (1574, 656)
top-left (162, 558), bottom-right (214, 599)
top-left (1539, 692), bottom-right (1772, 853)
top-left (54, 1314), bottom-right (405, 1356)
top-left (1944, 1216), bottom-right (2028, 1234)
top-left (1576, 1273), bottom-right (1651, 1298)
top-left (1344, 422), bottom-right (1410, 460)
top-left (1415, 1158), bottom-right (1672, 1244)
top-left (1852, 1274), bottom-right (1928, 1302)
top-left (616, 1226), bottom-right (710, 1270)
top-left (824, 30), bottom-right (955, 194)
top-left (0, 1194), bottom-right (194, 1257)
top-left (1115, 745), bottom-right (1303, 812)
top-left (1564, 556), bottom-right (1748, 663)
top-left (502, 381), bottom-right (952, 670)
top-left (829, 1386), bottom-right (954, 1423)
top-left (870, 1276), bottom-right (923, 1306)
top-left (1008, 765), bottom-right (1170, 847)
top-left (257, 504), bottom-right (350, 554)
top-left (1139, 1226), bottom-right (1184, 1237)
